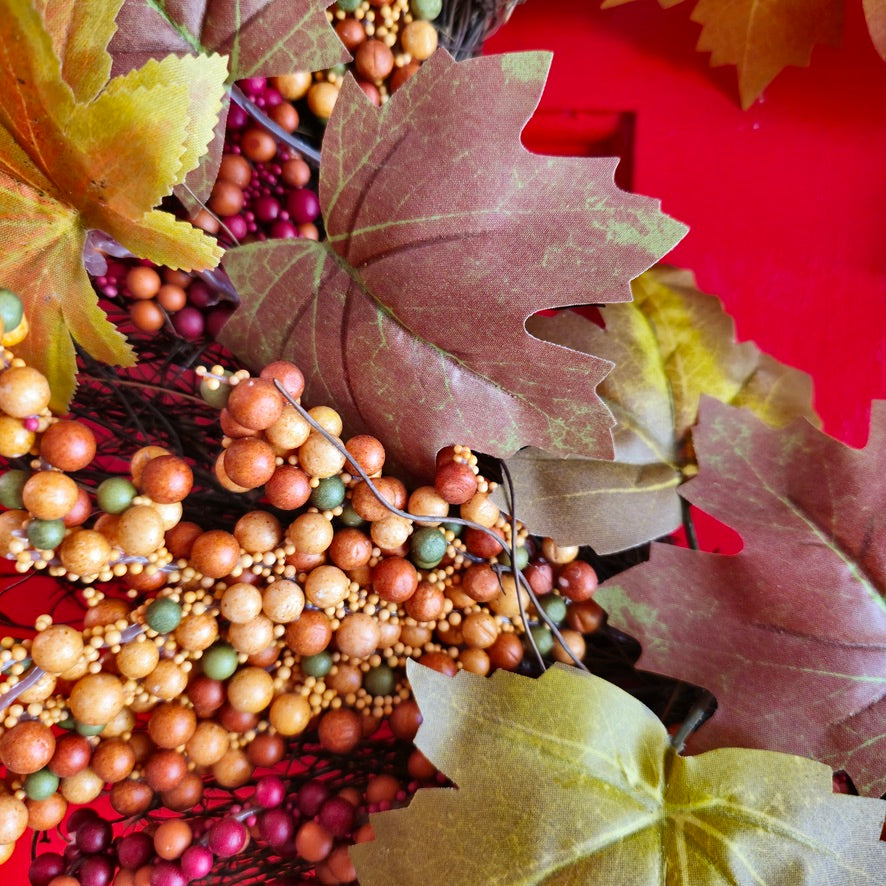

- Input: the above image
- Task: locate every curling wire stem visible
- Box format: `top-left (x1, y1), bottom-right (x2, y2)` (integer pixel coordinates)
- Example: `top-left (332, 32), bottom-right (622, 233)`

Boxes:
top-left (273, 380), bottom-right (589, 674)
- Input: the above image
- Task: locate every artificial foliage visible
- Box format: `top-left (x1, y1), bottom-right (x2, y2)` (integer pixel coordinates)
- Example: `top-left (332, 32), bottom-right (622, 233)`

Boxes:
top-left (601, 0), bottom-right (885, 108)
top-left (352, 662), bottom-right (886, 885)
top-left (109, 0), bottom-right (346, 78)
top-left (0, 0), bottom-right (226, 410)
top-left (500, 266), bottom-right (819, 553)
top-left (866, 0), bottom-right (886, 58)
top-left (598, 398), bottom-right (886, 797)
top-left (0, 0), bottom-right (882, 883)
top-left (109, 0), bottom-right (348, 202)
top-left (220, 49), bottom-right (686, 476)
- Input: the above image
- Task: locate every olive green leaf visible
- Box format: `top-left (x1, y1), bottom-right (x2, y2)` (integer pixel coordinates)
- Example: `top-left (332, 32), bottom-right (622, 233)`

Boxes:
top-left (352, 662), bottom-right (886, 885)
top-left (499, 266), bottom-right (818, 554)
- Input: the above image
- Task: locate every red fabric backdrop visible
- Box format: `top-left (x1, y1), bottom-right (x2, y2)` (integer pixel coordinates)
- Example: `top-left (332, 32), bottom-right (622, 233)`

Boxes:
top-left (6, 1), bottom-right (886, 878)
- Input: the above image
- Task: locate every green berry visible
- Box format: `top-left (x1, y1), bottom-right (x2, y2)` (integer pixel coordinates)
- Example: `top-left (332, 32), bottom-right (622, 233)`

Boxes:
top-left (202, 643), bottom-right (239, 680)
top-left (527, 624), bottom-right (554, 657)
top-left (302, 651), bottom-right (333, 677)
top-left (363, 664), bottom-right (396, 697)
top-left (0, 469), bottom-right (29, 508)
top-left (497, 544), bottom-right (529, 570)
top-left (96, 476), bottom-right (137, 514)
top-left (26, 518), bottom-right (66, 550)
top-left (442, 520), bottom-right (462, 537)
top-left (336, 0), bottom-right (361, 11)
top-left (537, 593), bottom-right (567, 625)
top-left (410, 527), bottom-right (447, 566)
top-left (339, 503), bottom-right (366, 527)
top-left (0, 289), bottom-right (23, 334)
top-left (199, 373), bottom-right (232, 408)
top-left (145, 597), bottom-right (182, 634)
top-left (75, 722), bottom-right (106, 736)
top-left (24, 768), bottom-right (59, 801)
top-left (310, 476), bottom-right (346, 510)
top-left (411, 0), bottom-right (442, 21)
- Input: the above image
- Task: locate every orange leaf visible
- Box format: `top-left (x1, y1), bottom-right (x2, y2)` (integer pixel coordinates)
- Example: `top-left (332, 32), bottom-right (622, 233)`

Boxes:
top-left (0, 0), bottom-right (226, 409)
top-left (864, 0), bottom-right (886, 60)
top-left (601, 0), bottom-right (846, 108)
top-left (691, 0), bottom-right (844, 108)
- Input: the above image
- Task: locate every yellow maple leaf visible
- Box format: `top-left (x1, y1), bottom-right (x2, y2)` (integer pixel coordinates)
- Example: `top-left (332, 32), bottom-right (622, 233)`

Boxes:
top-left (0, 0), bottom-right (227, 410)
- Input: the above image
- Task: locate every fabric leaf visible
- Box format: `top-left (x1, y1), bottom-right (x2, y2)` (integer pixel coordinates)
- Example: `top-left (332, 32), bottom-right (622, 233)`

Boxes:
top-left (692, 0), bottom-right (844, 108)
top-left (34, 0), bottom-right (123, 102)
top-left (351, 662), bottom-right (886, 885)
top-left (108, 0), bottom-right (348, 204)
top-left (220, 50), bottom-right (686, 477)
top-left (864, 0), bottom-right (886, 60)
top-left (597, 398), bottom-right (886, 796)
top-left (0, 0), bottom-right (225, 409)
top-left (499, 267), bottom-right (818, 554)
top-left (108, 0), bottom-right (347, 81)
top-left (601, 0), bottom-right (845, 109)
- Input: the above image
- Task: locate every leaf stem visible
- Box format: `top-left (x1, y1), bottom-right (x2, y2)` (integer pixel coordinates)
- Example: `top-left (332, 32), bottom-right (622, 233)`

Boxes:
top-left (670, 691), bottom-right (715, 752)
top-left (680, 497), bottom-right (699, 551)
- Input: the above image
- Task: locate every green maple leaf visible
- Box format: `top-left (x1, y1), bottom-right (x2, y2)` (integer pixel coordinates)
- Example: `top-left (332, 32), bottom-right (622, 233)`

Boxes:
top-left (220, 50), bottom-right (686, 476)
top-left (597, 399), bottom-right (886, 796)
top-left (498, 266), bottom-right (818, 554)
top-left (352, 662), bottom-right (886, 885)
top-left (0, 0), bottom-right (226, 409)
top-left (602, 0), bottom-right (846, 108)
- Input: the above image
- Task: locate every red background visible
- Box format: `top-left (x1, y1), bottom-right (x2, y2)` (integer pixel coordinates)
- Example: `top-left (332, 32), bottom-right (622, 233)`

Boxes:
top-left (6, 1), bottom-right (886, 877)
top-left (486, 0), bottom-right (886, 448)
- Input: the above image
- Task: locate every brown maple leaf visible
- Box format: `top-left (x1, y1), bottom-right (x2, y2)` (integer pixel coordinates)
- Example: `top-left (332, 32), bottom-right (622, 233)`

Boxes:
top-left (219, 50), bottom-right (687, 476)
top-left (597, 398), bottom-right (886, 796)
top-left (865, 0), bottom-right (886, 60)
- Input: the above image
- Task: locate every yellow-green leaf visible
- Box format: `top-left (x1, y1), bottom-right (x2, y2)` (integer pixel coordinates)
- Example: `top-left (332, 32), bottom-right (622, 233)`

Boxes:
top-left (498, 267), bottom-right (818, 554)
top-left (352, 662), bottom-right (886, 885)
top-left (0, 0), bottom-right (226, 409)
top-left (108, 0), bottom-right (349, 206)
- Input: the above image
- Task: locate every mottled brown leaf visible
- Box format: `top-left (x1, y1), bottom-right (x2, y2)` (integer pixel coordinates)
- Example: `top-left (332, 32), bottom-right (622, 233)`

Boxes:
top-left (220, 51), bottom-right (686, 477)
top-left (597, 399), bottom-right (886, 796)
top-left (109, 0), bottom-right (346, 79)
top-left (500, 267), bottom-right (818, 554)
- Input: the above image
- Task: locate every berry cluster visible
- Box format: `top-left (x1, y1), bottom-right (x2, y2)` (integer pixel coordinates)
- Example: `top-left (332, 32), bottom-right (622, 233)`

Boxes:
top-left (0, 293), bottom-right (605, 878)
top-left (92, 2), bottom-right (446, 348)
top-left (324, 0), bottom-right (442, 111)
top-left (24, 735), bottom-right (440, 886)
